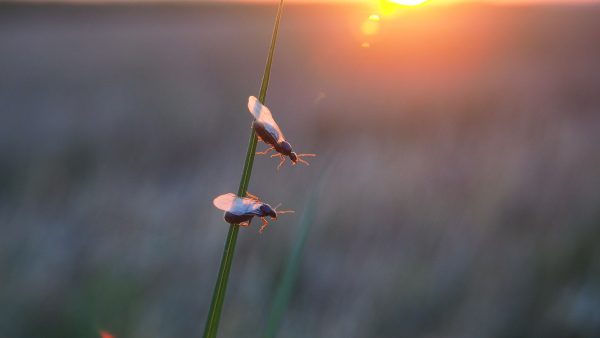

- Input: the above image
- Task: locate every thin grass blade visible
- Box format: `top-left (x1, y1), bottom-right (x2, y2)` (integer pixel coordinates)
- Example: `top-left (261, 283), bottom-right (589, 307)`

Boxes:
top-left (202, 1), bottom-right (285, 338)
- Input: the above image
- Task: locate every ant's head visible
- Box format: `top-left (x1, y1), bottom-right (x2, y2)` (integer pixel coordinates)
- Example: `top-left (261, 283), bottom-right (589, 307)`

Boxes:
top-left (289, 152), bottom-right (298, 163)
top-left (260, 204), bottom-right (277, 219)
top-left (261, 203), bottom-right (295, 220)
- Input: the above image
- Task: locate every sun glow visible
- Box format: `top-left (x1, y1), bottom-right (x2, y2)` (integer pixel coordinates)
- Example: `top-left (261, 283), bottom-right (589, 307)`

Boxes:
top-left (360, 0), bottom-right (432, 48)
top-left (388, 0), bottom-right (429, 5)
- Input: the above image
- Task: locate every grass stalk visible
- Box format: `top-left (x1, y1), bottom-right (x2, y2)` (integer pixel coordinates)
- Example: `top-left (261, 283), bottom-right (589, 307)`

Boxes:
top-left (202, 1), bottom-right (285, 337)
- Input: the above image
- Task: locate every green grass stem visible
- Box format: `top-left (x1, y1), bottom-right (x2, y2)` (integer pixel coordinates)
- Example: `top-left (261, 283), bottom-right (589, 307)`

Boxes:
top-left (202, 1), bottom-right (285, 337)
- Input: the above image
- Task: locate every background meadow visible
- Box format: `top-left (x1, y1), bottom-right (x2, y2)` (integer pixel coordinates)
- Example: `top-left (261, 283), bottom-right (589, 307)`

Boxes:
top-left (1, 2), bottom-right (600, 337)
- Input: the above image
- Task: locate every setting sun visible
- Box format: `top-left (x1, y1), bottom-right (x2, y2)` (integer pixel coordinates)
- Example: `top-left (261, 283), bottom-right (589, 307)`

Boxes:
top-left (388, 0), bottom-right (429, 5)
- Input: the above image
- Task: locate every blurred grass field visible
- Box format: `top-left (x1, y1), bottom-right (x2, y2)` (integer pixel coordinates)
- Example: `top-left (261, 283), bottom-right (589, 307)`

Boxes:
top-left (1, 2), bottom-right (600, 337)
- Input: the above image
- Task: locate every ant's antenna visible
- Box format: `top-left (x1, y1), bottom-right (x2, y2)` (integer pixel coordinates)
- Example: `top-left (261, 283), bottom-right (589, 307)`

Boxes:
top-left (295, 153), bottom-right (316, 166)
top-left (274, 203), bottom-right (295, 214)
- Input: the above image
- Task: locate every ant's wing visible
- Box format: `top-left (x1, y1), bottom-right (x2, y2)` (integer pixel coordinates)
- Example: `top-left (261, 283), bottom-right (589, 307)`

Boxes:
top-left (248, 96), bottom-right (273, 121)
top-left (213, 193), bottom-right (262, 216)
top-left (248, 96), bottom-right (285, 142)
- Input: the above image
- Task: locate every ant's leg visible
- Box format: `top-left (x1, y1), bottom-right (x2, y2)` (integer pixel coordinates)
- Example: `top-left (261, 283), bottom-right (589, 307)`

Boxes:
top-left (256, 146), bottom-right (274, 155)
top-left (246, 192), bottom-right (260, 201)
top-left (297, 158), bottom-right (308, 165)
top-left (259, 217), bottom-right (269, 233)
top-left (269, 153), bottom-right (287, 170)
top-left (277, 156), bottom-right (287, 170)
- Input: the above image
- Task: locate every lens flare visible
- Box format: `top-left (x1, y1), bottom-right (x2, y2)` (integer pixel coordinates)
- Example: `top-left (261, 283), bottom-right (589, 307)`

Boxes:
top-left (361, 20), bottom-right (379, 36)
top-left (368, 14), bottom-right (381, 22)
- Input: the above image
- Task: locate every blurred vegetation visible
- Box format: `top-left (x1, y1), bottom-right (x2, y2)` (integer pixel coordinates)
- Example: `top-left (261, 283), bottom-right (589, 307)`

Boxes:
top-left (0, 2), bottom-right (599, 338)
top-left (264, 180), bottom-right (322, 338)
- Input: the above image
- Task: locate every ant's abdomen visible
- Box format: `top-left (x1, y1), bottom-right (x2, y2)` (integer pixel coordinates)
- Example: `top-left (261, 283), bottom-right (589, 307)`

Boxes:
top-left (224, 212), bottom-right (253, 224)
top-left (253, 121), bottom-right (278, 146)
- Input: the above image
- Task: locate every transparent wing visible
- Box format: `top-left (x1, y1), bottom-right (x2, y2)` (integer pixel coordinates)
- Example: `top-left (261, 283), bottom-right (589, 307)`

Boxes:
top-left (213, 193), bottom-right (262, 215)
top-left (248, 96), bottom-right (285, 142)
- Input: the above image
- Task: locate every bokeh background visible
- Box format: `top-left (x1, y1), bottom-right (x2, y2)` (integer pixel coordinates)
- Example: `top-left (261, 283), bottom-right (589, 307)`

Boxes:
top-left (1, 1), bottom-right (600, 337)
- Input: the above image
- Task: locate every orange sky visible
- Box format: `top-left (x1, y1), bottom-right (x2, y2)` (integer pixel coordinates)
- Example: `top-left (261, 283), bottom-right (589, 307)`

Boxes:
top-left (20, 0), bottom-right (600, 3)
top-left (234, 0), bottom-right (599, 3)
top-left (186, 0), bottom-right (597, 2)
top-left (302, 0), bottom-right (599, 3)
